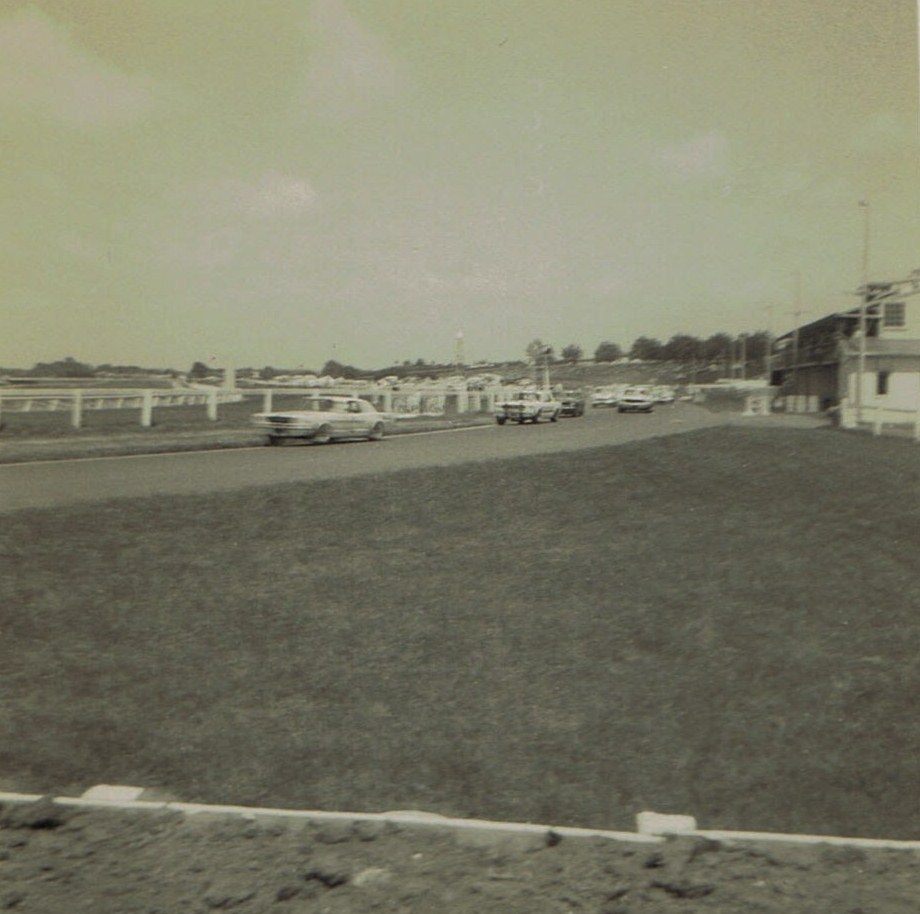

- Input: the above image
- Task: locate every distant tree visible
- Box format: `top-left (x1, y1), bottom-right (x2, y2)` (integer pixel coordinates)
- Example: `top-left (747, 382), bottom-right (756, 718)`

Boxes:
top-left (188, 360), bottom-right (210, 379)
top-left (628, 337), bottom-right (664, 360)
top-left (525, 339), bottom-right (554, 363)
top-left (560, 344), bottom-right (583, 364)
top-left (31, 356), bottom-right (95, 378)
top-left (414, 358), bottom-right (427, 367)
top-left (259, 366), bottom-right (277, 380)
top-left (321, 359), bottom-right (360, 379)
top-left (593, 341), bottom-right (622, 362)
top-left (661, 334), bottom-right (703, 363)
top-left (702, 333), bottom-right (733, 363)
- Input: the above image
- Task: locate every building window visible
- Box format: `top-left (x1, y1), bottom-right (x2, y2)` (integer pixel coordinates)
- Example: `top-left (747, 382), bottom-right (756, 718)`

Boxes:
top-left (877, 371), bottom-right (890, 396)
top-left (883, 301), bottom-right (906, 328)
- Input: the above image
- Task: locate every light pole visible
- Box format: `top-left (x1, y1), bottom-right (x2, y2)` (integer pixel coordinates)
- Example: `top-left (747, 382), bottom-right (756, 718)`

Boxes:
top-left (857, 200), bottom-right (871, 423)
top-left (765, 305), bottom-right (775, 382)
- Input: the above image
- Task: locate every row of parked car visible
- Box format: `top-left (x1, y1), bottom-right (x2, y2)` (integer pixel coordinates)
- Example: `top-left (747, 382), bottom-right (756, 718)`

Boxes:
top-left (250, 383), bottom-right (676, 445)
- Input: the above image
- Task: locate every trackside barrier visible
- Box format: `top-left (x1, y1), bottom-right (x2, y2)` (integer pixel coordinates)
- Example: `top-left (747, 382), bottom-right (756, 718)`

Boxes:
top-left (0, 389), bottom-right (243, 428)
top-left (742, 394), bottom-right (771, 416)
top-left (839, 402), bottom-right (920, 442)
top-left (3, 788), bottom-right (920, 853)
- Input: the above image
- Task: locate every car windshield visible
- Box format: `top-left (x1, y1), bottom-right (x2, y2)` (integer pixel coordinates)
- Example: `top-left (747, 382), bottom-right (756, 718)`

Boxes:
top-left (303, 398), bottom-right (347, 412)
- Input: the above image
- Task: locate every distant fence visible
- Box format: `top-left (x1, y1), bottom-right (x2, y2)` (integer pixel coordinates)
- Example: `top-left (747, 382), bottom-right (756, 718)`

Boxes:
top-left (0, 386), bottom-right (505, 429)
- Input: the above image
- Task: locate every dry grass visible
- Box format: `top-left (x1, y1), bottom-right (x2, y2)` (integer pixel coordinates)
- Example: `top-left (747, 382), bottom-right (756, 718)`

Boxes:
top-left (2, 426), bottom-right (919, 838)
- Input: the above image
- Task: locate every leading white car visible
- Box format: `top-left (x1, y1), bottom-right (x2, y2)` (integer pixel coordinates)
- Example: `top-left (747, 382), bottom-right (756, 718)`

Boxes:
top-left (252, 395), bottom-right (386, 445)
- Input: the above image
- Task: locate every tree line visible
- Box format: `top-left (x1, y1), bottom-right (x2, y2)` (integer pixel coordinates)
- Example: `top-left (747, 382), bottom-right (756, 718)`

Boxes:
top-left (10, 330), bottom-right (773, 381)
top-left (534, 331), bottom-right (772, 367)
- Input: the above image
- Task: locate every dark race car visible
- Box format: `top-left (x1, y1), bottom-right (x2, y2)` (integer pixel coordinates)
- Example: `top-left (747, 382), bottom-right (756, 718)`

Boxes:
top-left (558, 390), bottom-right (586, 417)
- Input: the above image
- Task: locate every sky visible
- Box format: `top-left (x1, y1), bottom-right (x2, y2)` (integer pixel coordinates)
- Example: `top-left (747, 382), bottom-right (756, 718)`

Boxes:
top-left (3, 0), bottom-right (919, 371)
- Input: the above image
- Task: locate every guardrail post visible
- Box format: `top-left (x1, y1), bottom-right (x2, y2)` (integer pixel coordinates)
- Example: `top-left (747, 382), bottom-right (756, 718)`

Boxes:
top-left (207, 387), bottom-right (218, 421)
top-left (141, 390), bottom-right (154, 427)
top-left (71, 391), bottom-right (83, 429)
top-left (262, 390), bottom-right (273, 412)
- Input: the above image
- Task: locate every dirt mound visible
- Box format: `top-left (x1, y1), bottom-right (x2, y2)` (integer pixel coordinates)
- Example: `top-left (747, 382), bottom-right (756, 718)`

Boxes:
top-left (2, 799), bottom-right (919, 912)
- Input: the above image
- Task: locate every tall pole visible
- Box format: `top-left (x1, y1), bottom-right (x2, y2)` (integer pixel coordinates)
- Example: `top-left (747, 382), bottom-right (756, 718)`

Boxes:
top-left (857, 200), bottom-right (871, 423)
top-left (791, 272), bottom-right (802, 411)
top-left (765, 305), bottom-right (775, 381)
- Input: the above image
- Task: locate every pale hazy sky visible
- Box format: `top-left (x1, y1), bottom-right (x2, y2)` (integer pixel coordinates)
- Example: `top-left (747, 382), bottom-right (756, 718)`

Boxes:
top-left (3, 0), bottom-right (919, 370)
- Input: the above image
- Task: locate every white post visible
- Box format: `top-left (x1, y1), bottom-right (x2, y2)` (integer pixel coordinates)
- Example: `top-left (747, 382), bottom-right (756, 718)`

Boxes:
top-left (141, 390), bottom-right (154, 427)
top-left (71, 391), bottom-right (83, 429)
top-left (382, 389), bottom-right (393, 413)
top-left (874, 406), bottom-right (882, 436)
top-left (263, 390), bottom-right (273, 412)
top-left (207, 387), bottom-right (218, 421)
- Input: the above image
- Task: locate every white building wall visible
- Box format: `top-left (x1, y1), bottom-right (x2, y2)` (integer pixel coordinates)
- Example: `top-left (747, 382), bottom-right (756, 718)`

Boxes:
top-left (846, 366), bottom-right (920, 412)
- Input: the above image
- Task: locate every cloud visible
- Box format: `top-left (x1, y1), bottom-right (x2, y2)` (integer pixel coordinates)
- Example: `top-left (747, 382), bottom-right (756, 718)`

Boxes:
top-left (849, 110), bottom-right (919, 155)
top-left (0, 7), bottom-right (163, 126)
top-left (303, 0), bottom-right (403, 118)
top-left (229, 172), bottom-right (319, 217)
top-left (199, 171), bottom-right (317, 217)
top-left (657, 130), bottom-right (730, 181)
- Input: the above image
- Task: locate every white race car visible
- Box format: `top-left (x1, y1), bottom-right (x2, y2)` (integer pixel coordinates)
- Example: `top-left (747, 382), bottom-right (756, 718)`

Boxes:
top-left (252, 395), bottom-right (386, 445)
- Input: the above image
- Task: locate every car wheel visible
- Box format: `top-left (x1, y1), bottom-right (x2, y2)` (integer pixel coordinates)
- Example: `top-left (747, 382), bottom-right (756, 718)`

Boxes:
top-left (618, 407), bottom-right (625, 413)
top-left (267, 435), bottom-right (282, 446)
top-left (550, 410), bottom-right (559, 422)
top-left (496, 416), bottom-right (506, 425)
top-left (368, 422), bottom-right (384, 441)
top-left (532, 411), bottom-right (541, 424)
top-left (313, 424), bottom-right (333, 444)
top-left (517, 418), bottom-right (526, 424)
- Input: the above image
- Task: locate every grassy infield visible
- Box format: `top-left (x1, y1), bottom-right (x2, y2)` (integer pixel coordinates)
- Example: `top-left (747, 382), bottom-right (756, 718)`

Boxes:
top-left (3, 425), bottom-right (920, 839)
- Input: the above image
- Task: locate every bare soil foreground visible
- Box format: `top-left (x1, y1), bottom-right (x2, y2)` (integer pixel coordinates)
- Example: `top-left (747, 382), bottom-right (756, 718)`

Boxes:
top-left (3, 798), bottom-right (920, 913)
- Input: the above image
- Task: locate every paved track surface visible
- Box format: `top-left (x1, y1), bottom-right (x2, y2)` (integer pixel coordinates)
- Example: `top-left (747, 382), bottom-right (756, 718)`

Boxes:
top-left (1, 405), bottom-right (729, 513)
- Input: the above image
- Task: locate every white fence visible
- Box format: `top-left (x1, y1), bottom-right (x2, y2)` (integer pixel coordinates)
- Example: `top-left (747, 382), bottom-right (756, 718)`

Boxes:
top-left (254, 386), bottom-right (503, 417)
top-left (839, 402), bottom-right (920, 442)
top-left (0, 386), bottom-right (504, 429)
top-left (0, 388), bottom-right (244, 428)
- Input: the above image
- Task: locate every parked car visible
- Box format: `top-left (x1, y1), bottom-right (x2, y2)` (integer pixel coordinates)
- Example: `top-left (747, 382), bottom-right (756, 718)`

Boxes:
top-left (494, 389), bottom-right (562, 424)
top-left (252, 395), bottom-right (385, 445)
top-left (558, 390), bottom-right (586, 417)
top-left (590, 386), bottom-right (619, 408)
top-left (618, 386), bottom-right (655, 413)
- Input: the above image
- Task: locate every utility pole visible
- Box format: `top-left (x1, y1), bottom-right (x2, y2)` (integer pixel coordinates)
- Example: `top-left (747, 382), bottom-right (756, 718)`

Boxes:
top-left (857, 200), bottom-right (871, 423)
top-left (765, 305), bottom-right (775, 381)
top-left (789, 272), bottom-right (803, 412)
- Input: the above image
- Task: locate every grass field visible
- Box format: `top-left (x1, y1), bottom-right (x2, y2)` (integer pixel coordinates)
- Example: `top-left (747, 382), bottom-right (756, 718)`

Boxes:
top-left (3, 426), bottom-right (919, 839)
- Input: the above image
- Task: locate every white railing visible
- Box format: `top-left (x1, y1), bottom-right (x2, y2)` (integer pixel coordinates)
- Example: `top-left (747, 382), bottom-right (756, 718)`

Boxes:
top-left (839, 402), bottom-right (920, 441)
top-left (249, 386), bottom-right (505, 418)
top-left (0, 388), bottom-right (243, 428)
top-left (0, 386), bottom-right (506, 429)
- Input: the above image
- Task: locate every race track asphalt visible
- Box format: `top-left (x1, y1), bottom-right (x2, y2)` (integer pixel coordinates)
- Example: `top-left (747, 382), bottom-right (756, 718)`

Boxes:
top-left (0, 404), bottom-right (730, 513)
